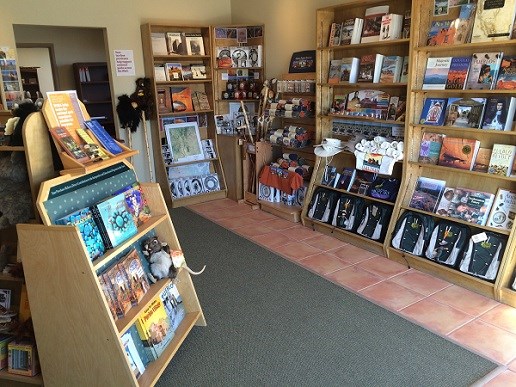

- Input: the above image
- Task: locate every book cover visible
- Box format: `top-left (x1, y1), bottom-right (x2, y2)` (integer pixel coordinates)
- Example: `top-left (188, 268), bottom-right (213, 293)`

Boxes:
top-left (91, 192), bottom-right (139, 249)
top-left (193, 91), bottom-right (211, 111)
top-left (121, 330), bottom-right (146, 378)
top-left (422, 57), bottom-right (452, 90)
top-left (150, 32), bottom-right (168, 55)
top-left (444, 97), bottom-right (486, 128)
top-left (373, 54), bottom-right (385, 83)
top-left (49, 127), bottom-right (90, 164)
top-left (418, 132), bottom-right (445, 164)
top-left (337, 167), bottom-right (356, 190)
top-left (379, 13), bottom-right (403, 41)
top-left (387, 96), bottom-right (399, 120)
top-left (409, 176), bottom-right (446, 213)
top-left (76, 128), bottom-right (110, 161)
top-left (327, 59), bottom-right (342, 84)
top-left (0, 334), bottom-right (13, 370)
top-left (399, 56), bottom-right (409, 83)
top-left (135, 296), bottom-right (174, 358)
top-left (184, 33), bottom-right (205, 55)
top-left (379, 55), bottom-right (403, 83)
top-left (118, 249), bottom-right (150, 306)
top-left (488, 143), bottom-right (516, 176)
top-left (55, 207), bottom-right (106, 261)
top-left (435, 186), bottom-right (456, 216)
top-left (357, 54), bottom-right (375, 82)
top-left (495, 56), bottom-right (516, 89)
top-left (181, 64), bottom-right (193, 81)
top-left (166, 32), bottom-right (186, 55)
top-left (114, 182), bottom-right (152, 227)
top-left (471, 0), bottom-right (516, 43)
top-left (102, 263), bottom-right (132, 317)
top-left (486, 188), bottom-right (516, 230)
top-left (165, 62), bottom-right (182, 81)
top-left (170, 87), bottom-right (194, 112)
top-left (361, 5), bottom-right (390, 43)
top-left (445, 56), bottom-right (472, 89)
top-left (321, 165), bottom-right (338, 186)
top-left (159, 282), bottom-right (186, 331)
top-left (451, 3), bottom-right (477, 44)
top-left (339, 57), bottom-right (359, 83)
top-left (190, 64), bottom-right (207, 79)
top-left (472, 147), bottom-right (493, 173)
top-left (426, 20), bottom-right (456, 46)
top-left (481, 96), bottom-right (516, 131)
top-left (348, 170), bottom-right (376, 195)
top-left (154, 65), bottom-right (167, 82)
top-left (340, 18), bottom-right (363, 45)
top-left (328, 22), bottom-right (343, 46)
top-left (331, 94), bottom-right (347, 114)
top-left (98, 274), bottom-right (122, 320)
top-left (438, 137), bottom-right (480, 170)
top-left (156, 87), bottom-right (173, 114)
top-left (419, 98), bottom-right (448, 125)
top-left (84, 120), bottom-right (123, 155)
top-left (445, 187), bottom-right (495, 226)
top-left (465, 52), bottom-right (503, 90)
top-left (0, 289), bottom-right (11, 309)
top-left (345, 89), bottom-right (390, 119)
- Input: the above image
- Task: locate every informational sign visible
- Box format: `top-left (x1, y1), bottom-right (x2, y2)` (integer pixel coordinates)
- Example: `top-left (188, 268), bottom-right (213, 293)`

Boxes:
top-left (114, 50), bottom-right (135, 76)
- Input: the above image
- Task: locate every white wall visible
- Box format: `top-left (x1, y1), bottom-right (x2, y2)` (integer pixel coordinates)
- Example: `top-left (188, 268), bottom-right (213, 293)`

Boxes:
top-left (17, 47), bottom-right (55, 95)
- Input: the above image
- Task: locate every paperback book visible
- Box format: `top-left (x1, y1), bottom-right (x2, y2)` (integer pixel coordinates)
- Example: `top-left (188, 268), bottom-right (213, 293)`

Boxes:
top-left (379, 13), bottom-right (404, 41)
top-left (495, 56), bottom-right (516, 90)
top-left (451, 3), bottom-right (477, 45)
top-left (121, 330), bottom-right (146, 378)
top-left (49, 127), bottom-right (90, 164)
top-left (438, 136), bottom-right (480, 171)
top-left (76, 128), bottom-right (110, 161)
top-left (361, 5), bottom-right (389, 43)
top-left (118, 248), bottom-right (150, 306)
top-left (84, 120), bottom-right (123, 155)
top-left (165, 62), bottom-right (182, 81)
top-left (445, 56), bottom-right (471, 90)
top-left (471, 0), bottom-right (516, 43)
top-left (409, 176), bottom-right (446, 213)
top-left (339, 57), bottom-right (360, 83)
top-left (167, 32), bottom-right (186, 55)
top-left (418, 132), bottom-right (445, 165)
top-left (150, 32), bottom-right (168, 55)
top-left (114, 183), bottom-right (152, 227)
top-left (340, 18), bottom-right (363, 45)
top-left (379, 55), bottom-right (403, 83)
top-left (184, 33), bottom-right (205, 55)
top-left (444, 187), bottom-right (495, 226)
top-left (171, 87), bottom-right (194, 112)
top-left (159, 282), bottom-right (186, 331)
top-left (486, 188), bottom-right (516, 230)
top-left (481, 96), bottom-right (516, 131)
top-left (328, 59), bottom-right (342, 84)
top-left (328, 22), bottom-right (343, 46)
top-left (399, 56), bottom-right (409, 83)
top-left (422, 57), bottom-right (452, 90)
top-left (102, 262), bottom-right (133, 317)
top-left (472, 147), bottom-right (492, 173)
top-left (419, 98), bottom-right (448, 126)
top-left (464, 52), bottom-right (503, 90)
top-left (357, 54), bottom-right (376, 82)
top-left (488, 144), bottom-right (516, 177)
top-left (426, 20), bottom-right (455, 46)
top-left (444, 98), bottom-right (486, 129)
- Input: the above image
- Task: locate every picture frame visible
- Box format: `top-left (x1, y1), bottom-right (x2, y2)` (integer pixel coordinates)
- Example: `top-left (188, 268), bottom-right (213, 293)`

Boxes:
top-left (164, 122), bottom-right (204, 164)
top-left (288, 50), bottom-right (316, 73)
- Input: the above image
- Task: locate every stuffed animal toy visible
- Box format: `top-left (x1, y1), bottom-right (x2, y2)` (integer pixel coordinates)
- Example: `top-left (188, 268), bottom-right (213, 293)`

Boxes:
top-left (141, 236), bottom-right (206, 283)
top-left (116, 94), bottom-right (141, 133)
top-left (9, 101), bottom-right (39, 146)
top-left (130, 77), bottom-right (154, 120)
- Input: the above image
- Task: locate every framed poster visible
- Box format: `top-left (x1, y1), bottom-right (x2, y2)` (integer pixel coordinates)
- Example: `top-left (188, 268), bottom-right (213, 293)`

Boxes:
top-left (288, 50), bottom-right (316, 73)
top-left (164, 122), bottom-right (204, 164)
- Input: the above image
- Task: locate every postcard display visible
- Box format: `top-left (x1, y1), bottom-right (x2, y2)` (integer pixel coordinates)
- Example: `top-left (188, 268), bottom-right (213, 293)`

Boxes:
top-left (16, 160), bottom-right (206, 386)
top-left (140, 23), bottom-right (227, 208)
top-left (383, 0), bottom-right (516, 305)
top-left (302, 0), bottom-right (411, 257)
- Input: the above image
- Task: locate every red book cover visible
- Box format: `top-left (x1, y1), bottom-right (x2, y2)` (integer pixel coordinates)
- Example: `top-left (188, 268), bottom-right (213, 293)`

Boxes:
top-left (171, 87), bottom-right (194, 112)
top-left (438, 137), bottom-right (480, 171)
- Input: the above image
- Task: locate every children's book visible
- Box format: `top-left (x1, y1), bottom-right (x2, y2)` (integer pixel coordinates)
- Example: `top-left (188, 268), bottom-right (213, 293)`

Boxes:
top-left (98, 274), bottom-right (123, 320)
top-left (465, 52), bottom-right (503, 90)
top-left (471, 0), bottom-right (516, 43)
top-left (49, 127), bottom-right (90, 164)
top-left (340, 18), bottom-right (363, 45)
top-left (488, 144), bottom-right (516, 176)
top-left (171, 87), bottom-right (194, 112)
top-left (159, 282), bottom-right (186, 332)
top-left (486, 188), bottom-right (516, 230)
top-left (114, 183), bottom-right (152, 227)
top-left (438, 137), bottom-right (480, 171)
top-left (481, 96), bottom-right (516, 131)
top-left (419, 98), bottom-right (448, 125)
top-left (102, 262), bottom-right (132, 317)
top-left (418, 132), bottom-right (445, 165)
top-left (422, 57), bottom-right (452, 90)
top-left (361, 5), bottom-right (390, 43)
top-left (84, 120), bottom-right (123, 155)
top-left (495, 56), bottom-right (516, 90)
top-left (444, 98), bottom-right (486, 129)
top-left (91, 192), bottom-right (139, 249)
top-left (472, 147), bottom-right (492, 173)
top-left (118, 249), bottom-right (150, 306)
top-left (379, 55), bottom-right (403, 83)
top-left (409, 176), bottom-right (446, 213)
top-left (55, 207), bottom-right (106, 261)
top-left (445, 56), bottom-right (471, 90)
top-left (426, 20), bottom-right (455, 46)
top-left (445, 187), bottom-right (495, 226)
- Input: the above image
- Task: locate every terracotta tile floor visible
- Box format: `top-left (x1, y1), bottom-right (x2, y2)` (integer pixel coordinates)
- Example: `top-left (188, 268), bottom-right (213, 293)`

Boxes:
top-left (188, 199), bottom-right (516, 386)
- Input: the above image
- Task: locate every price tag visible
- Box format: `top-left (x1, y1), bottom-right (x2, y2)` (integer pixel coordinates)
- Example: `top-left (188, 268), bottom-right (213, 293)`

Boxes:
top-left (471, 232), bottom-right (488, 244)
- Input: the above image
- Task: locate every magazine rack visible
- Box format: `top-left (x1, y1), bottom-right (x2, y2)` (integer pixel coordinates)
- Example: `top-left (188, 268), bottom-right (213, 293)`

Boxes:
top-left (17, 161), bottom-right (206, 386)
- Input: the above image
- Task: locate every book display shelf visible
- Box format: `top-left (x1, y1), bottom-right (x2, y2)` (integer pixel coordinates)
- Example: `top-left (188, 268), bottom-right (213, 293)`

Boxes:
top-left (211, 24), bottom-right (265, 202)
top-left (301, 0), bottom-right (411, 256)
top-left (140, 23), bottom-right (227, 208)
top-left (16, 160), bottom-right (206, 386)
top-left (384, 0), bottom-right (516, 304)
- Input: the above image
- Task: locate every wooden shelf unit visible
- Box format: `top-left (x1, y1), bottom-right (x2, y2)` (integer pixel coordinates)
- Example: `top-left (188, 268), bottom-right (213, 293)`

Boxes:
top-left (384, 0), bottom-right (516, 304)
top-left (17, 164), bottom-right (206, 386)
top-left (141, 23), bottom-right (227, 208)
top-left (302, 0), bottom-right (411, 253)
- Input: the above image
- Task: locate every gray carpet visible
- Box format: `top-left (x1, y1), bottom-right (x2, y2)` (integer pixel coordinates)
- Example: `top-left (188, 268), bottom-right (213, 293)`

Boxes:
top-left (157, 207), bottom-right (497, 387)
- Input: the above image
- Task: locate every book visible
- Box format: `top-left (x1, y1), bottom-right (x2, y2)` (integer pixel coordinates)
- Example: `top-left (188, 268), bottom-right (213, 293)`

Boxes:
top-left (337, 167), bottom-right (356, 190)
top-left (166, 32), bottom-right (186, 55)
top-left (8, 341), bottom-right (39, 376)
top-left (76, 128), bottom-right (110, 161)
top-left (102, 262), bottom-right (133, 317)
top-left (184, 33), bottom-right (205, 55)
top-left (472, 147), bottom-right (493, 173)
top-left (399, 56), bottom-right (409, 83)
top-left (84, 120), bottom-right (123, 155)
top-left (422, 57), bottom-right (452, 90)
top-left (170, 87), bottom-right (194, 112)
top-left (190, 64), bottom-right (207, 79)
top-left (361, 5), bottom-right (389, 43)
top-left (379, 55), bottom-right (403, 83)
top-left (402, 9), bottom-right (411, 39)
top-left (419, 98), bottom-right (448, 125)
top-left (156, 87), bottom-right (173, 114)
top-left (435, 186), bottom-right (456, 216)
top-left (488, 143), bottom-right (516, 176)
top-left (387, 96), bottom-right (399, 120)
top-left (340, 18), bottom-right (363, 45)
top-left (331, 94), bottom-right (347, 114)
top-left (55, 207), bottom-right (106, 261)
top-left (49, 127), bottom-right (90, 164)
top-left (91, 192), bottom-right (139, 249)
top-left (481, 96), bottom-right (516, 131)
top-left (321, 165), bottom-right (338, 186)
top-left (154, 65), bottom-right (167, 82)
top-left (0, 289), bottom-right (11, 309)
top-left (426, 20), bottom-right (455, 46)
top-left (193, 91), bottom-right (211, 111)
top-left (444, 187), bottom-right (495, 226)
top-left (445, 56), bottom-right (472, 90)
top-left (357, 54), bottom-right (376, 82)
top-left (328, 22), bottom-right (343, 46)
top-left (150, 32), bottom-right (168, 55)
top-left (372, 54), bottom-right (385, 83)
top-left (98, 274), bottom-right (123, 320)
top-left (495, 55), bottom-right (516, 89)
top-left (165, 62), bottom-right (182, 81)
top-left (181, 64), bottom-right (193, 81)
top-left (465, 52), bottom-right (503, 90)
top-left (471, 0), bottom-right (516, 43)
top-left (114, 182), bottom-right (152, 227)
top-left (451, 3), bottom-right (477, 44)
top-left (486, 188), bottom-right (516, 230)
top-left (348, 170), bottom-right (376, 195)
top-left (159, 282), bottom-right (186, 331)
top-left (121, 330), bottom-right (146, 378)
top-left (444, 98), bottom-right (486, 129)
top-left (339, 57), bottom-right (360, 83)
top-left (379, 13), bottom-right (404, 41)
top-left (409, 176), bottom-right (446, 213)
top-left (345, 89), bottom-right (390, 119)
top-left (327, 59), bottom-right (342, 84)
top-left (418, 132), bottom-right (445, 165)
top-left (135, 295), bottom-right (175, 358)
top-left (438, 137), bottom-right (480, 171)
top-left (118, 249), bottom-right (150, 306)
top-left (0, 334), bottom-right (13, 370)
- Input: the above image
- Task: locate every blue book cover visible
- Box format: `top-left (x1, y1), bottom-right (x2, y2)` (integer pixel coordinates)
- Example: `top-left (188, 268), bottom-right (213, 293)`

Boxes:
top-left (55, 207), bottom-right (105, 261)
top-left (84, 119), bottom-right (123, 155)
top-left (91, 192), bottom-right (138, 249)
top-left (419, 98), bottom-right (448, 126)
top-left (159, 282), bottom-right (186, 333)
top-left (114, 183), bottom-right (152, 227)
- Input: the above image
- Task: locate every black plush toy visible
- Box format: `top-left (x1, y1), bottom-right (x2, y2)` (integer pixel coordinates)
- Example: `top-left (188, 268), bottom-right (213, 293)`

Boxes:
top-left (130, 77), bottom-right (154, 120)
top-left (9, 101), bottom-right (39, 146)
top-left (116, 94), bottom-right (141, 133)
